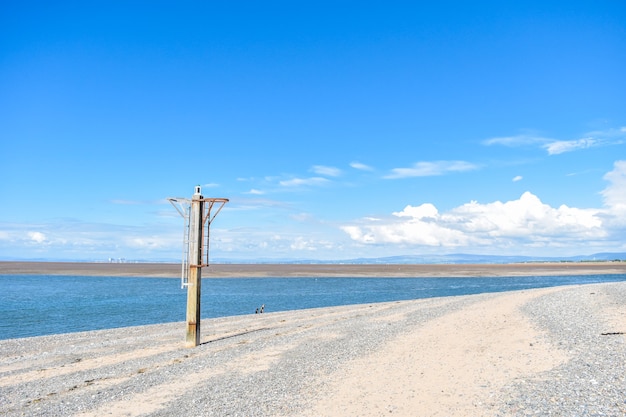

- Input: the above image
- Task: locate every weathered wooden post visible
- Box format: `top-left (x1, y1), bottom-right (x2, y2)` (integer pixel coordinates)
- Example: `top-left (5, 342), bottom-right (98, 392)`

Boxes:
top-left (186, 186), bottom-right (204, 347)
top-left (168, 186), bottom-right (228, 347)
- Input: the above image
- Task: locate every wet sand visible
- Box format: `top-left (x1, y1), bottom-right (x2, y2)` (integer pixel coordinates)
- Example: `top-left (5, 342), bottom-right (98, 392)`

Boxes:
top-left (1, 260), bottom-right (626, 278)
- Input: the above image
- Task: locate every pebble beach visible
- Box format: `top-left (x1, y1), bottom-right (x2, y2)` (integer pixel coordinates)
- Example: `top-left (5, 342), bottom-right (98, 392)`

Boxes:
top-left (1, 263), bottom-right (625, 416)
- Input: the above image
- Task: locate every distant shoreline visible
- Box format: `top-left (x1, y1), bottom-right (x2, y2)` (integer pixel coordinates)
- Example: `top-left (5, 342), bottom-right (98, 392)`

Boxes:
top-left (1, 260), bottom-right (626, 278)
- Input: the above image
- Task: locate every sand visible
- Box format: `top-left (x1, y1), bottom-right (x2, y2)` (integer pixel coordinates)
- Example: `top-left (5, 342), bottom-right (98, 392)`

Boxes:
top-left (1, 262), bottom-right (625, 415)
top-left (2, 260), bottom-right (626, 277)
top-left (303, 288), bottom-right (569, 416)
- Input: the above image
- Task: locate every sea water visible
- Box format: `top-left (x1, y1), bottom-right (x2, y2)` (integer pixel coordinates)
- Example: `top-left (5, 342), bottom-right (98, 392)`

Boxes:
top-left (1, 274), bottom-right (625, 340)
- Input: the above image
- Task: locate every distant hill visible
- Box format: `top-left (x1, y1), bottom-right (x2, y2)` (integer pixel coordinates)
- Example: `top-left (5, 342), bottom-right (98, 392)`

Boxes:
top-left (3, 252), bottom-right (626, 265)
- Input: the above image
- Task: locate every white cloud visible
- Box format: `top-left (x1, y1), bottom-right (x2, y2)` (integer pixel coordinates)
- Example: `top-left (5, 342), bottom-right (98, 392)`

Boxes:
top-left (512, 175), bottom-right (523, 182)
top-left (0, 221), bottom-right (182, 260)
top-left (28, 231), bottom-right (47, 244)
top-left (290, 236), bottom-right (318, 251)
top-left (482, 134), bottom-right (549, 147)
top-left (125, 236), bottom-right (170, 250)
top-left (601, 160), bottom-right (626, 211)
top-left (543, 138), bottom-right (597, 155)
top-left (246, 189), bottom-right (265, 195)
top-left (341, 191), bottom-right (605, 251)
top-left (215, 228), bottom-right (342, 258)
top-left (450, 192), bottom-right (603, 236)
top-left (393, 203), bottom-right (439, 219)
top-left (485, 127), bottom-right (626, 155)
top-left (312, 165), bottom-right (342, 177)
top-left (384, 161), bottom-right (478, 179)
top-left (227, 197), bottom-right (294, 211)
top-left (279, 177), bottom-right (330, 187)
top-left (350, 161), bottom-right (374, 171)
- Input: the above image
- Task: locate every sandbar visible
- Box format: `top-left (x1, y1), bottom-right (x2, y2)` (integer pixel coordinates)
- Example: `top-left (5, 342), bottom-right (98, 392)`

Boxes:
top-left (1, 260), bottom-right (626, 277)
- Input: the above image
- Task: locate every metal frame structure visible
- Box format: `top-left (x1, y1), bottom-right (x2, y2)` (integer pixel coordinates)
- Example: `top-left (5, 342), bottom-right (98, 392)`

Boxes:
top-left (167, 193), bottom-right (229, 287)
top-left (168, 197), bottom-right (191, 288)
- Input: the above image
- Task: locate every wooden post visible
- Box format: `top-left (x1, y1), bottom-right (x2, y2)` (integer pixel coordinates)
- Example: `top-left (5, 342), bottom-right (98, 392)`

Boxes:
top-left (168, 188), bottom-right (228, 348)
top-left (186, 187), bottom-right (204, 347)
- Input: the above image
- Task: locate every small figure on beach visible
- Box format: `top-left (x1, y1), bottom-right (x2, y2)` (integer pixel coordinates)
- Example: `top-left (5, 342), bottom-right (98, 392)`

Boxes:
top-left (256, 304), bottom-right (265, 314)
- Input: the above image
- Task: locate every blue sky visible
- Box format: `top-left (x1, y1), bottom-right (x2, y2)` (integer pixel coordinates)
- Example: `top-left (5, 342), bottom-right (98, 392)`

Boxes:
top-left (1, 1), bottom-right (625, 261)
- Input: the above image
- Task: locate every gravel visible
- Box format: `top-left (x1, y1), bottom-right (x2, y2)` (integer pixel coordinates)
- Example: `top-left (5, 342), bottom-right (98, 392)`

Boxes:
top-left (498, 282), bottom-right (626, 416)
top-left (1, 282), bottom-right (625, 416)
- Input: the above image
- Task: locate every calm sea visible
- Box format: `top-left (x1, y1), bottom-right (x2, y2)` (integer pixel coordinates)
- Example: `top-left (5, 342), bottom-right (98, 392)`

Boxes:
top-left (1, 274), bottom-right (625, 340)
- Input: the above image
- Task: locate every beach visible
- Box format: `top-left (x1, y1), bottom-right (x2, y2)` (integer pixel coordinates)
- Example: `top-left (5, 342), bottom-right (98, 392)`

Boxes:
top-left (1, 262), bottom-right (625, 416)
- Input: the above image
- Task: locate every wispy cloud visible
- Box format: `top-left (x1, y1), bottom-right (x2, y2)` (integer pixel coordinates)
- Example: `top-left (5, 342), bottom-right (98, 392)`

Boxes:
top-left (311, 165), bottom-right (342, 177)
top-left (485, 127), bottom-right (626, 155)
top-left (482, 134), bottom-right (549, 147)
top-left (512, 175), bottom-right (523, 182)
top-left (350, 161), bottom-right (374, 171)
top-left (0, 221), bottom-right (180, 259)
top-left (543, 138), bottom-right (597, 155)
top-left (384, 161), bottom-right (479, 179)
top-left (227, 197), bottom-right (294, 211)
top-left (245, 189), bottom-right (265, 195)
top-left (279, 177), bottom-right (330, 187)
top-left (543, 126), bottom-right (626, 155)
